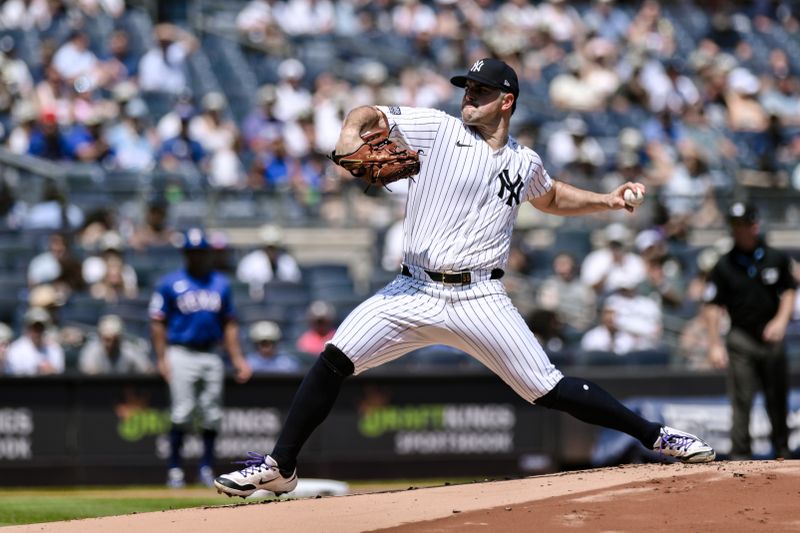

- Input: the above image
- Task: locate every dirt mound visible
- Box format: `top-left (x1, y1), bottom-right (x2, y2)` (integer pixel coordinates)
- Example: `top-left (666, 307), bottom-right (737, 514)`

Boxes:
top-left (7, 460), bottom-right (799, 533)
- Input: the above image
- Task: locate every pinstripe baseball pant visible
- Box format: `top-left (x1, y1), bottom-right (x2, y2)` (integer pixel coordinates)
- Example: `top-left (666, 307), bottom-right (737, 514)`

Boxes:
top-left (330, 270), bottom-right (563, 402)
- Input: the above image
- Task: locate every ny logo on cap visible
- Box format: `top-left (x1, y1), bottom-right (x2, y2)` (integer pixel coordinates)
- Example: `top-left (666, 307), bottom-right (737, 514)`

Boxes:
top-left (470, 60), bottom-right (484, 73)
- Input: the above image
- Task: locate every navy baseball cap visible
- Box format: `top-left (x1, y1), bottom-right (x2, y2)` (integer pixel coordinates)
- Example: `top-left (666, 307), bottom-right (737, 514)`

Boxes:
top-left (727, 201), bottom-right (758, 224)
top-left (181, 227), bottom-right (211, 250)
top-left (451, 58), bottom-right (520, 100)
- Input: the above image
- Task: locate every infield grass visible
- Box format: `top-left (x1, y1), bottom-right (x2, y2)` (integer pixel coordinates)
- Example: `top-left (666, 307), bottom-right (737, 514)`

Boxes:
top-left (0, 486), bottom-right (228, 526)
top-left (0, 477), bottom-right (482, 526)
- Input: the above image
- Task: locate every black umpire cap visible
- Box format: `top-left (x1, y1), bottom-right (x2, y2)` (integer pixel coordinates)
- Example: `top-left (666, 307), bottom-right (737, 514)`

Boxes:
top-left (727, 201), bottom-right (759, 224)
top-left (451, 58), bottom-right (519, 111)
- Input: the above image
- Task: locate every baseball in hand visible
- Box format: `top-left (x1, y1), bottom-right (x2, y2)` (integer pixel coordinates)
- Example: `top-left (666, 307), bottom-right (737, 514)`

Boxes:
top-left (623, 188), bottom-right (644, 206)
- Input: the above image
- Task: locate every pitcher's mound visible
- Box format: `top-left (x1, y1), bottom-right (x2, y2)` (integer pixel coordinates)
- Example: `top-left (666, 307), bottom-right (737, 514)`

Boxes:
top-left (8, 460), bottom-right (800, 533)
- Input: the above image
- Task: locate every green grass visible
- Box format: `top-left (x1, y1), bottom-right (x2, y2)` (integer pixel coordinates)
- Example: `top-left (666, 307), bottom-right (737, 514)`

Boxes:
top-left (0, 477), bottom-right (487, 526)
top-left (0, 487), bottom-right (230, 527)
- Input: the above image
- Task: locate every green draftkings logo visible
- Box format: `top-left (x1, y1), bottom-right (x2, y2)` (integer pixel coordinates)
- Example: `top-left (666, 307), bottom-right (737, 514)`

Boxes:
top-left (359, 405), bottom-right (445, 438)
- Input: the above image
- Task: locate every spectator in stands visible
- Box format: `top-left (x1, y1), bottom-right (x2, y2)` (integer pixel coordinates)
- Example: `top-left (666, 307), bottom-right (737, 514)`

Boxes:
top-left (52, 30), bottom-right (97, 85)
top-left (634, 229), bottom-right (684, 309)
top-left (6, 99), bottom-right (38, 155)
top-left (138, 23), bottom-right (198, 95)
top-left (526, 308), bottom-right (568, 358)
top-left (158, 104), bottom-right (206, 171)
top-left (78, 207), bottom-right (117, 254)
top-left (546, 116), bottom-right (606, 175)
top-left (106, 28), bottom-right (138, 80)
top-left (236, 0), bottom-right (274, 38)
top-left (0, 35), bottom-right (34, 98)
top-left (34, 64), bottom-right (71, 122)
top-left (550, 54), bottom-right (606, 112)
top-left (626, 0), bottom-right (675, 57)
top-left (280, 0), bottom-right (335, 36)
top-left (0, 0), bottom-right (52, 31)
top-left (27, 108), bottom-right (71, 161)
top-left (583, 0), bottom-right (630, 44)
top-left (538, 252), bottom-right (597, 335)
top-left (679, 247), bottom-right (727, 370)
top-left (580, 300), bottom-right (636, 355)
top-left (274, 58), bottom-right (312, 122)
top-left (27, 232), bottom-right (84, 294)
top-left (82, 230), bottom-right (138, 303)
top-left (392, 0), bottom-right (437, 38)
top-left (246, 320), bottom-right (301, 374)
top-left (236, 224), bottom-right (301, 300)
top-left (243, 84), bottom-right (285, 157)
top-left (538, 0), bottom-right (584, 44)
top-left (65, 112), bottom-right (115, 164)
top-left (296, 300), bottom-right (336, 355)
top-left (726, 67), bottom-right (769, 133)
top-left (580, 223), bottom-right (646, 295)
top-left (78, 314), bottom-right (153, 375)
top-left (105, 97), bottom-right (157, 171)
top-left (129, 199), bottom-right (176, 251)
top-left (5, 307), bottom-right (64, 376)
top-left (0, 322), bottom-right (14, 375)
top-left (190, 92), bottom-right (245, 189)
top-left (247, 134), bottom-right (300, 192)
top-left (603, 277), bottom-right (663, 351)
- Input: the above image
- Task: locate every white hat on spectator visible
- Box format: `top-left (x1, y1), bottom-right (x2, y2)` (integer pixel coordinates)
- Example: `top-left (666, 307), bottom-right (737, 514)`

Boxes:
top-left (258, 224), bottom-right (284, 246)
top-left (249, 320), bottom-right (281, 343)
top-left (728, 67), bottom-right (760, 95)
top-left (360, 61), bottom-right (388, 85)
top-left (257, 84), bottom-right (278, 104)
top-left (98, 314), bottom-right (123, 337)
top-left (635, 229), bottom-right (663, 253)
top-left (605, 223), bottom-right (631, 246)
top-left (0, 322), bottom-right (13, 343)
top-left (278, 58), bottom-right (305, 80)
top-left (618, 127), bottom-right (644, 151)
top-left (565, 116), bottom-right (588, 136)
top-left (23, 307), bottom-right (51, 327)
top-left (99, 231), bottom-right (124, 252)
top-left (202, 91), bottom-right (227, 111)
top-left (307, 300), bottom-right (335, 322)
top-left (124, 98), bottom-right (149, 119)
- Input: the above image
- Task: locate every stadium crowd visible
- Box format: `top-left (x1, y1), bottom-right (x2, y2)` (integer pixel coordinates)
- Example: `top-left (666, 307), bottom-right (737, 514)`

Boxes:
top-left (0, 0), bottom-right (799, 376)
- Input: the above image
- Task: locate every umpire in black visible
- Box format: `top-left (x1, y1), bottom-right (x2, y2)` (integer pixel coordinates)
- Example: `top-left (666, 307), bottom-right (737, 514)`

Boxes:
top-left (703, 201), bottom-right (796, 459)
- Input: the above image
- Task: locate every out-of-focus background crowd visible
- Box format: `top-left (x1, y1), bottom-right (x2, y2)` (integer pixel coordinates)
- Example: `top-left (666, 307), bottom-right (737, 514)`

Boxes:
top-left (1, 0), bottom-right (799, 377)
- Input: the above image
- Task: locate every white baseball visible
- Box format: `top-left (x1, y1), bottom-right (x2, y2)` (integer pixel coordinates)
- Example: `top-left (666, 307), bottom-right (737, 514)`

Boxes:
top-left (623, 188), bottom-right (644, 206)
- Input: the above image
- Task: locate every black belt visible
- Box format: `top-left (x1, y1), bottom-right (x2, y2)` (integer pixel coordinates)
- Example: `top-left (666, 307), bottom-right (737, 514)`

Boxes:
top-left (401, 264), bottom-right (504, 285)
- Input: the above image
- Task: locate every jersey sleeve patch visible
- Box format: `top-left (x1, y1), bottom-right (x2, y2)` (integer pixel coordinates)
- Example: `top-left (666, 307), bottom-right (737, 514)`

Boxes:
top-left (388, 106), bottom-right (401, 115)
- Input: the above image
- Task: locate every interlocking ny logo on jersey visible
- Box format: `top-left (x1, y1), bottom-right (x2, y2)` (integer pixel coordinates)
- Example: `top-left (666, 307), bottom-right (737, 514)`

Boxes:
top-left (497, 169), bottom-right (523, 206)
top-left (470, 60), bottom-right (484, 72)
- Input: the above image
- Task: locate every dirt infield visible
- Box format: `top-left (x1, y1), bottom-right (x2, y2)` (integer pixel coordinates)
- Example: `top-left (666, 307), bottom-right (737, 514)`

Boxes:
top-left (7, 460), bottom-right (800, 533)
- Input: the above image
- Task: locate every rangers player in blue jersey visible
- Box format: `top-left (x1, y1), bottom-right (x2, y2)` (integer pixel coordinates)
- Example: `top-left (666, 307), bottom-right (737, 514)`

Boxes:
top-left (150, 228), bottom-right (252, 488)
top-left (215, 59), bottom-right (715, 498)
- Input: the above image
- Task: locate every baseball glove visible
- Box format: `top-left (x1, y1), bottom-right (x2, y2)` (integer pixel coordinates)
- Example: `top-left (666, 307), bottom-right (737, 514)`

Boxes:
top-left (330, 126), bottom-right (420, 188)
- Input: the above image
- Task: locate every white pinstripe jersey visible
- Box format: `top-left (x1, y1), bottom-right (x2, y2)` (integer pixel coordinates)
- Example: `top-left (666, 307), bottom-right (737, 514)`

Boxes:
top-left (378, 105), bottom-right (552, 272)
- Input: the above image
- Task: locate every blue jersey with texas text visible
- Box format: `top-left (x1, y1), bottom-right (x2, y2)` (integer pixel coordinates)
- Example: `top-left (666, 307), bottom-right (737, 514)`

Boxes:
top-left (149, 269), bottom-right (235, 346)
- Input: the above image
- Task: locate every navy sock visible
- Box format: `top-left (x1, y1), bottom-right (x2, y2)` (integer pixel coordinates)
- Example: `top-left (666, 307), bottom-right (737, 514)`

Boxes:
top-left (168, 426), bottom-right (184, 470)
top-left (201, 429), bottom-right (217, 469)
top-left (271, 345), bottom-right (354, 476)
top-left (536, 376), bottom-right (661, 448)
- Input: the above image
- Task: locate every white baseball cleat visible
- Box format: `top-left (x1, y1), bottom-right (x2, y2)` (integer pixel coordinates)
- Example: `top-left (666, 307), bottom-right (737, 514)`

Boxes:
top-left (653, 426), bottom-right (716, 463)
top-left (214, 453), bottom-right (298, 498)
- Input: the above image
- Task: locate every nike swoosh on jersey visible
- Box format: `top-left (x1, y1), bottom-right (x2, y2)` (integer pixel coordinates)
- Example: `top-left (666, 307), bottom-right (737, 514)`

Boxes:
top-left (455, 140), bottom-right (473, 147)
